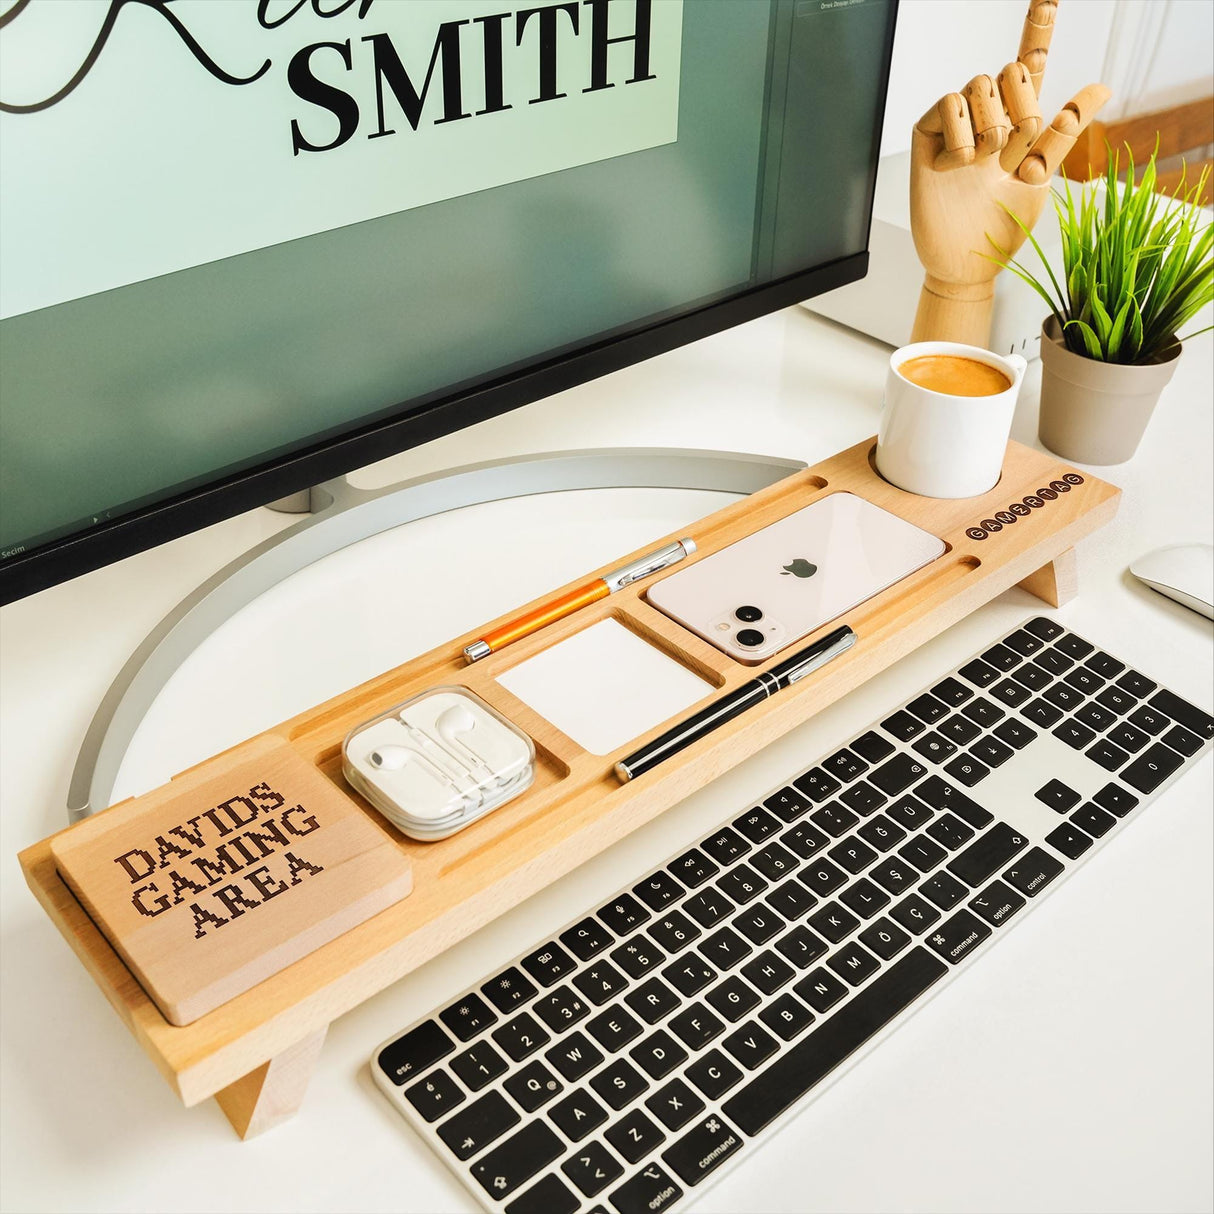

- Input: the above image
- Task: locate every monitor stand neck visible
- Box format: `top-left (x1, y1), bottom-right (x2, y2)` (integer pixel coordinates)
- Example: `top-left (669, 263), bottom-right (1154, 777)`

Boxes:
top-left (67, 447), bottom-right (805, 823)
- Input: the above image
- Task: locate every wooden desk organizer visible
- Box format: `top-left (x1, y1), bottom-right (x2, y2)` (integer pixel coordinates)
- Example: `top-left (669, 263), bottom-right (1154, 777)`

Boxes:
top-left (19, 438), bottom-right (1119, 1139)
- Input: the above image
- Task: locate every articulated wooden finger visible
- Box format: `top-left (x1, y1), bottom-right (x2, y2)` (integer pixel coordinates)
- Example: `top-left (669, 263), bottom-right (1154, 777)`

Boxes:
top-left (1018, 82), bottom-right (1111, 183)
top-left (998, 62), bottom-right (1042, 171)
top-left (925, 92), bottom-right (975, 169)
top-left (1017, 0), bottom-right (1058, 96)
top-left (963, 75), bottom-right (1009, 157)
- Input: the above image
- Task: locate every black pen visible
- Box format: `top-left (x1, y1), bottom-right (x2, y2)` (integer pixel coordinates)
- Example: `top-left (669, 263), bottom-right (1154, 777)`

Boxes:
top-left (615, 625), bottom-right (857, 782)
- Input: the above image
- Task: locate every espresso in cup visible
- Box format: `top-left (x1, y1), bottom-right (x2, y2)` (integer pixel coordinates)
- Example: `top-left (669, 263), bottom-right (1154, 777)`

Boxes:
top-left (897, 354), bottom-right (1010, 397)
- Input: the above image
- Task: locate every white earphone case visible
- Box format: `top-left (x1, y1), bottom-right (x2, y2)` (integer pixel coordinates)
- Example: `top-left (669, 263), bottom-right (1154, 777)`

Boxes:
top-left (342, 688), bottom-right (534, 840)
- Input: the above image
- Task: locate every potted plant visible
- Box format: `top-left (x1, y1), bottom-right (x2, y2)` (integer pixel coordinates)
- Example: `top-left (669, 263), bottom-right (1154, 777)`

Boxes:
top-left (996, 149), bottom-right (1212, 465)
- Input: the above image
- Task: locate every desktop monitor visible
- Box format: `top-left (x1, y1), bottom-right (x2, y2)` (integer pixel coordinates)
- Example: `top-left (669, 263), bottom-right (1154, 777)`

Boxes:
top-left (0, 0), bottom-right (898, 605)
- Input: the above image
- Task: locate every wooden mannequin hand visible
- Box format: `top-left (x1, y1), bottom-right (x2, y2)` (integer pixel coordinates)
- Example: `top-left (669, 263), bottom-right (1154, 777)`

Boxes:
top-left (909, 0), bottom-right (1110, 346)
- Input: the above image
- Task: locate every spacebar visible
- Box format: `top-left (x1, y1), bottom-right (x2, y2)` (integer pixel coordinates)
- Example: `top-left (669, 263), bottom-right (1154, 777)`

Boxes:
top-left (722, 948), bottom-right (948, 1136)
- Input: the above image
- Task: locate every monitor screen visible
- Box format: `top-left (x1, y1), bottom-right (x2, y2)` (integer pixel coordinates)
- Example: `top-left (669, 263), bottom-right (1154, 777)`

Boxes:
top-left (0, 0), bottom-right (897, 603)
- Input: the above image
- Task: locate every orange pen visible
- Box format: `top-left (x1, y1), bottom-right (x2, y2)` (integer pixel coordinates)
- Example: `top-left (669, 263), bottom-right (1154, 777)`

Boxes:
top-left (463, 538), bottom-right (696, 662)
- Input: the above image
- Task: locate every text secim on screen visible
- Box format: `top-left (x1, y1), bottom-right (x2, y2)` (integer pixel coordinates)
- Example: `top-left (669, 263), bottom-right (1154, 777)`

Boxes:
top-left (0, 0), bottom-right (897, 602)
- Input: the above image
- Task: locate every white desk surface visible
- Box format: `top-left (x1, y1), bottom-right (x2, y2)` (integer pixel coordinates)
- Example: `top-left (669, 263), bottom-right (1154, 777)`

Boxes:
top-left (1, 306), bottom-right (1211, 1214)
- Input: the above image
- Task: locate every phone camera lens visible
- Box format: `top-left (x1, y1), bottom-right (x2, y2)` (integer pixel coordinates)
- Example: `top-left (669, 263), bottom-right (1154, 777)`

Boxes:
top-left (736, 628), bottom-right (765, 648)
top-left (735, 605), bottom-right (763, 623)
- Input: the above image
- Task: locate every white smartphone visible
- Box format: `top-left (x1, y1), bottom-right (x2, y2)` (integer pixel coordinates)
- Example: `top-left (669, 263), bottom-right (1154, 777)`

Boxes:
top-left (646, 492), bottom-right (946, 664)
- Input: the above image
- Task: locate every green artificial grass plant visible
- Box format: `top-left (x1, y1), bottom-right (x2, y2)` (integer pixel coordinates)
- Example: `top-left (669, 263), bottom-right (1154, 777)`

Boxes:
top-left (995, 148), bottom-right (1213, 364)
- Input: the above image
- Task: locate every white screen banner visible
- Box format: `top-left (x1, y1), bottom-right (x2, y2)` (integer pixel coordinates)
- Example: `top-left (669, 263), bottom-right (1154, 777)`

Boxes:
top-left (0, 0), bottom-right (682, 319)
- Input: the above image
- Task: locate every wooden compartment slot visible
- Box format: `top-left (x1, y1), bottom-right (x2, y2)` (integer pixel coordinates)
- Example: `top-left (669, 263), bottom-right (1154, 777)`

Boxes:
top-left (19, 438), bottom-right (1119, 1137)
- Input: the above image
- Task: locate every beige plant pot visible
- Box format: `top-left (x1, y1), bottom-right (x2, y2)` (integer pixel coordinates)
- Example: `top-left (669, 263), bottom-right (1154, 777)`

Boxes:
top-left (1038, 315), bottom-right (1182, 464)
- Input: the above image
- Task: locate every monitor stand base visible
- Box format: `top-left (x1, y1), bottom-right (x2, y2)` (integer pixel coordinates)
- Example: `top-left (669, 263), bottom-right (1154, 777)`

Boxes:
top-left (67, 447), bottom-right (806, 822)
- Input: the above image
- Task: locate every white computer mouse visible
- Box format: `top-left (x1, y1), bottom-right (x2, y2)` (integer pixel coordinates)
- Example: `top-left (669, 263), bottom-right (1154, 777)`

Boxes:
top-left (1130, 544), bottom-right (1214, 620)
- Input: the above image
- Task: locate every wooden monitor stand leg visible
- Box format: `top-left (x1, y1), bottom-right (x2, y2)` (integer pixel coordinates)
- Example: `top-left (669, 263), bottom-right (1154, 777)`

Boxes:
top-left (214, 1027), bottom-right (328, 1139)
top-left (1017, 546), bottom-right (1079, 608)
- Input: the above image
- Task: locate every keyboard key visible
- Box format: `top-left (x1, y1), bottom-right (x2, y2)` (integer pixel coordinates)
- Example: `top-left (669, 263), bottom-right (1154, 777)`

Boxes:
top-left (377, 1019), bottom-right (454, 1085)
top-left (574, 962), bottom-right (631, 1006)
top-left (733, 808), bottom-right (781, 844)
top-left (1035, 778), bottom-right (1081, 813)
top-left (493, 1013), bottom-right (551, 1062)
top-left (890, 893), bottom-right (941, 934)
top-left (441, 994), bottom-right (499, 1041)
top-left (968, 880), bottom-right (1026, 927)
top-left (839, 781), bottom-right (889, 815)
top-left (648, 911), bottom-right (701, 954)
top-left (839, 878), bottom-right (890, 919)
top-left (706, 975), bottom-right (761, 1022)
top-left (907, 693), bottom-right (949, 723)
top-left (625, 978), bottom-right (681, 1024)
top-left (1064, 667), bottom-right (1105, 696)
top-left (809, 901), bottom-right (860, 942)
top-left (452, 1041), bottom-right (508, 1091)
top-left (506, 1173), bottom-right (580, 1214)
top-left (926, 813), bottom-right (974, 851)
top-left (549, 1088), bottom-right (608, 1142)
top-left (608, 1163), bottom-right (683, 1214)
top-left (723, 1022), bottom-right (779, 1070)
top-left (682, 888), bottom-right (734, 929)
top-left (561, 1139), bottom-right (623, 1197)
top-left (587, 1007), bottom-right (644, 1053)
top-left (852, 730), bottom-right (895, 762)
top-left (947, 823), bottom-right (1029, 887)
top-left (1074, 702), bottom-right (1117, 732)
top-left (782, 821), bottom-right (831, 859)
top-left (793, 768), bottom-right (843, 802)
top-left (1055, 633), bottom-right (1094, 660)
top-left (1086, 738), bottom-right (1130, 772)
top-left (668, 848), bottom-right (720, 889)
top-left (1121, 742), bottom-right (1185, 793)
top-left (994, 718), bottom-right (1037, 749)
top-left (633, 871), bottom-right (684, 912)
top-left (766, 876), bottom-right (817, 919)
top-left (406, 1068), bottom-right (465, 1122)
top-left (469, 1120), bottom-right (564, 1199)
top-left (590, 1059), bottom-right (649, 1109)
top-left (760, 992), bottom-right (816, 1040)
top-left (1071, 803), bottom-right (1116, 838)
top-left (505, 1061), bottom-right (564, 1112)
top-left (859, 917), bottom-right (911, 960)
top-left (662, 953), bottom-right (716, 998)
top-left (828, 836), bottom-right (878, 873)
top-left (561, 919), bottom-right (614, 962)
top-left (522, 944), bottom-right (577, 988)
top-left (1127, 705), bottom-right (1169, 736)
top-left (1097, 685), bottom-right (1137, 715)
top-left (919, 871), bottom-right (968, 910)
top-left (1053, 719), bottom-right (1096, 750)
top-left (545, 1031), bottom-right (604, 1081)
top-left (1093, 782), bottom-right (1139, 817)
top-left (959, 658), bottom-right (1000, 688)
top-left (870, 753), bottom-right (929, 796)
top-left (1150, 689), bottom-right (1214, 739)
top-left (605, 1109), bottom-right (665, 1163)
top-left (597, 896), bottom-right (650, 937)
top-left (764, 786), bottom-right (812, 822)
top-left (717, 864), bottom-right (768, 904)
top-left (1117, 670), bottom-right (1156, 698)
top-left (823, 748), bottom-right (868, 781)
top-left (482, 967), bottom-right (539, 1013)
top-left (1024, 617), bottom-right (1064, 641)
top-left (438, 1090), bottom-right (520, 1159)
top-left (881, 710), bottom-right (925, 741)
top-left (1085, 651), bottom-right (1125, 679)
top-left (926, 909), bottom-right (992, 964)
top-left (734, 905), bottom-right (785, 945)
top-left (793, 967), bottom-right (849, 1013)
top-left (1035, 648), bottom-right (1074, 676)
top-left (1046, 822), bottom-right (1093, 859)
top-left (827, 941), bottom-right (880, 986)
top-left (869, 857), bottom-right (918, 896)
top-left (701, 827), bottom-right (750, 866)
top-left (699, 927), bottom-right (752, 971)
top-left (886, 794), bottom-right (935, 831)
top-left (611, 935), bottom-right (665, 980)
top-left (1004, 629), bottom-right (1043, 656)
top-left (645, 1078), bottom-right (704, 1130)
top-left (775, 925), bottom-right (828, 968)
top-left (913, 731), bottom-right (958, 762)
top-left (961, 697), bottom-right (1005, 727)
top-left (939, 713), bottom-right (982, 744)
top-left (932, 676), bottom-right (973, 706)
top-left (1021, 698), bottom-right (1064, 727)
top-left (725, 950), bottom-right (947, 1134)
top-left (1163, 724), bottom-right (1203, 756)
top-left (685, 1049), bottom-right (743, 1101)
top-left (991, 679), bottom-right (1032, 707)
top-left (668, 1003), bottom-right (725, 1050)
top-left (662, 1114), bottom-right (745, 1187)
top-left (898, 835), bottom-right (947, 873)
top-left (982, 644), bottom-right (1021, 671)
top-left (629, 1030), bottom-right (687, 1080)
top-left (535, 987), bottom-right (591, 1034)
top-left (800, 857), bottom-right (849, 896)
top-left (751, 842), bottom-right (800, 882)
top-left (1003, 847), bottom-right (1064, 898)
top-left (858, 814), bottom-right (907, 851)
top-left (1044, 682), bottom-right (1085, 712)
top-left (971, 736), bottom-right (1014, 768)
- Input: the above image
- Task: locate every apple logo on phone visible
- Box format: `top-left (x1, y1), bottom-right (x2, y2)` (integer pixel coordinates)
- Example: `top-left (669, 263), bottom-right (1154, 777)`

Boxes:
top-left (781, 559), bottom-right (818, 578)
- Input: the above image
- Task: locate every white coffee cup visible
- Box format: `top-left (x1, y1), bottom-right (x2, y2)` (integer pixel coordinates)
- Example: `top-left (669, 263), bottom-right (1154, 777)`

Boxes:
top-left (876, 341), bottom-right (1028, 499)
